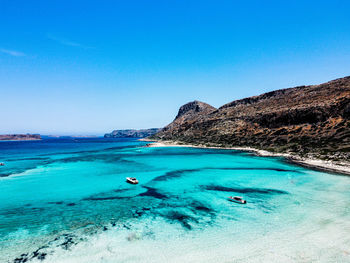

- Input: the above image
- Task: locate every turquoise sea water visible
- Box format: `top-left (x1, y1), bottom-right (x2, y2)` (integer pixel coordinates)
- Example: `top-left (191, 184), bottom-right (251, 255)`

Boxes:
top-left (1, 138), bottom-right (350, 263)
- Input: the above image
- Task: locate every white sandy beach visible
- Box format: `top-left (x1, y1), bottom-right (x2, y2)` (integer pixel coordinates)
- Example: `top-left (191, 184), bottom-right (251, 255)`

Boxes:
top-left (144, 140), bottom-right (350, 176)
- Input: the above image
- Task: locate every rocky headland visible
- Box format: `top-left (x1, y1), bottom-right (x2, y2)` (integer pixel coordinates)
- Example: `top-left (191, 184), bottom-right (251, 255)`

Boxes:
top-left (0, 134), bottom-right (41, 141)
top-left (104, 128), bottom-right (161, 138)
top-left (149, 76), bottom-right (350, 174)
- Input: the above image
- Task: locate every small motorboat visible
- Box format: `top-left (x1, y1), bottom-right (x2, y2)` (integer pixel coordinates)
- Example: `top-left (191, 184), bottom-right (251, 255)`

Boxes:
top-left (0, 162), bottom-right (4, 166)
top-left (126, 177), bottom-right (139, 185)
top-left (228, 196), bottom-right (246, 204)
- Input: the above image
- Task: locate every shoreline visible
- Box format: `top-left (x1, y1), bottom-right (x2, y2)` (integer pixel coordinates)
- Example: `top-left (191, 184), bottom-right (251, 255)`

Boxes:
top-left (142, 140), bottom-right (350, 176)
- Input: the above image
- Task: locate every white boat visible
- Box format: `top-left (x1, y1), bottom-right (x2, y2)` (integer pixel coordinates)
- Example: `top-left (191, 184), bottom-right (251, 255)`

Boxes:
top-left (228, 196), bottom-right (246, 204)
top-left (126, 177), bottom-right (139, 184)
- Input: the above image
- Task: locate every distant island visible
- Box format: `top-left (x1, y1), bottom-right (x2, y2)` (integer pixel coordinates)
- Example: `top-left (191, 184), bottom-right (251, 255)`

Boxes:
top-left (0, 134), bottom-right (41, 141)
top-left (148, 76), bottom-right (350, 174)
top-left (104, 128), bottom-right (161, 138)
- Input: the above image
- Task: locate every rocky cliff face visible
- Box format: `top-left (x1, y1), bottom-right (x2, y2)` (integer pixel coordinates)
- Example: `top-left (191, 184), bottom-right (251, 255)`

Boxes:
top-left (157, 100), bottom-right (217, 139)
top-left (151, 76), bottom-right (350, 161)
top-left (104, 128), bottom-right (161, 138)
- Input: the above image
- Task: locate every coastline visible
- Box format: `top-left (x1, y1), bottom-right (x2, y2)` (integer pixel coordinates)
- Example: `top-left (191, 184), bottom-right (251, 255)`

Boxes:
top-left (142, 140), bottom-right (350, 176)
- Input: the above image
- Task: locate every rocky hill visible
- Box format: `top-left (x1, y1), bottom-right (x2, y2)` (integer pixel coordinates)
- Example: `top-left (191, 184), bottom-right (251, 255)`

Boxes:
top-left (104, 128), bottom-right (161, 138)
top-left (160, 101), bottom-right (217, 137)
top-left (150, 76), bottom-right (350, 162)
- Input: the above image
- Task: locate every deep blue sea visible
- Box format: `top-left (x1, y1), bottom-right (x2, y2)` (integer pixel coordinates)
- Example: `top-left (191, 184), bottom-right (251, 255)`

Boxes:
top-left (1, 138), bottom-right (350, 262)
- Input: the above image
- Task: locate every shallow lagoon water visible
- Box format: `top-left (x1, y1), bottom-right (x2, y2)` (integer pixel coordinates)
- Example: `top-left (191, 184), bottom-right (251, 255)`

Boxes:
top-left (1, 138), bottom-right (350, 262)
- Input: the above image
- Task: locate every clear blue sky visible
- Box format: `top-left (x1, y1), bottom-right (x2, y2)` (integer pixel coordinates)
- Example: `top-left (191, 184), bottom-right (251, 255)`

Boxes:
top-left (1, 0), bottom-right (350, 135)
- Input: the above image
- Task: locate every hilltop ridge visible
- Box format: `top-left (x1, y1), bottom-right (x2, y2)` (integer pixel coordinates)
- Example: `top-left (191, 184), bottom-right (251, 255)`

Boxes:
top-left (150, 76), bottom-right (350, 163)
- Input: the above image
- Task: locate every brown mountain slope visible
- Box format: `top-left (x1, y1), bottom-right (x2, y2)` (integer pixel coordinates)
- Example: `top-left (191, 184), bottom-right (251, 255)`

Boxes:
top-left (151, 76), bottom-right (350, 161)
top-left (158, 100), bottom-right (217, 138)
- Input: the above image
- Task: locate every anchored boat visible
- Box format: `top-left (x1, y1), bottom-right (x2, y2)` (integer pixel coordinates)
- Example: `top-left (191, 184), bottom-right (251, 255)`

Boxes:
top-left (0, 162), bottom-right (4, 166)
top-left (126, 177), bottom-right (139, 184)
top-left (228, 196), bottom-right (246, 204)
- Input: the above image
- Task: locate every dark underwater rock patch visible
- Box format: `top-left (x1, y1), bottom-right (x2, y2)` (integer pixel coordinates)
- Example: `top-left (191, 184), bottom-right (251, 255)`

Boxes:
top-left (14, 253), bottom-right (28, 263)
top-left (150, 199), bottom-right (216, 230)
top-left (82, 187), bottom-right (139, 202)
top-left (60, 235), bottom-right (75, 250)
top-left (163, 211), bottom-right (198, 230)
top-left (133, 210), bottom-right (145, 218)
top-left (132, 206), bottom-right (153, 218)
top-left (138, 186), bottom-right (167, 199)
top-left (17, 233), bottom-right (78, 261)
top-left (13, 245), bottom-right (49, 262)
top-left (83, 187), bottom-right (141, 202)
top-left (191, 202), bottom-right (214, 214)
top-left (194, 205), bottom-right (211, 212)
top-left (123, 223), bottom-right (131, 230)
top-left (32, 250), bottom-right (47, 261)
top-left (187, 201), bottom-right (216, 223)
top-left (151, 169), bottom-right (201, 182)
